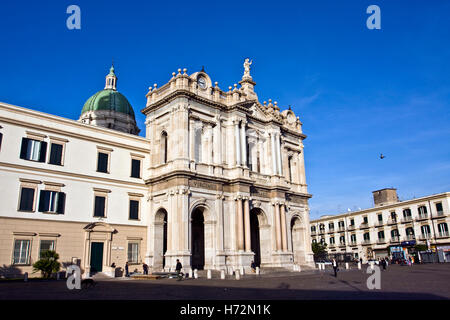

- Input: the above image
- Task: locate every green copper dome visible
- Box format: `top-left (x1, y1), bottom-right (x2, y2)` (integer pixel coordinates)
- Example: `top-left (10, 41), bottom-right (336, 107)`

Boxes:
top-left (81, 89), bottom-right (136, 118)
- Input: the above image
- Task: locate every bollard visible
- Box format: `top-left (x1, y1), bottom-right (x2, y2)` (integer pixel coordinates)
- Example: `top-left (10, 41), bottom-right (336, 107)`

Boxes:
top-left (235, 269), bottom-right (240, 280)
top-left (256, 266), bottom-right (260, 275)
top-left (358, 262), bottom-right (361, 270)
top-left (57, 272), bottom-right (60, 280)
top-left (189, 268), bottom-right (193, 278)
top-left (24, 272), bottom-right (28, 282)
top-left (345, 262), bottom-right (349, 270)
top-left (298, 265), bottom-right (302, 272)
top-left (194, 269), bottom-right (198, 279)
top-left (207, 269), bottom-right (211, 279)
top-left (220, 270), bottom-right (225, 279)
top-left (240, 266), bottom-right (244, 276)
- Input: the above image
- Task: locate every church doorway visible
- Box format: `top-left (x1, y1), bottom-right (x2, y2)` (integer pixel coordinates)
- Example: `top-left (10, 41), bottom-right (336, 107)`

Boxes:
top-left (191, 208), bottom-right (205, 270)
top-left (250, 208), bottom-right (262, 267)
top-left (154, 208), bottom-right (168, 269)
top-left (291, 216), bottom-right (303, 265)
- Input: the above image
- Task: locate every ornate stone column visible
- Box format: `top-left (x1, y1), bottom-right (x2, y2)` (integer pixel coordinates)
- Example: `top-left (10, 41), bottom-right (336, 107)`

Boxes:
top-left (274, 202), bottom-right (282, 251)
top-left (213, 116), bottom-right (222, 165)
top-left (280, 203), bottom-right (288, 252)
top-left (270, 132), bottom-right (277, 175)
top-left (276, 133), bottom-right (282, 175)
top-left (236, 196), bottom-right (244, 251)
top-left (240, 121), bottom-right (247, 167)
top-left (234, 120), bottom-right (241, 166)
top-left (243, 197), bottom-right (251, 252)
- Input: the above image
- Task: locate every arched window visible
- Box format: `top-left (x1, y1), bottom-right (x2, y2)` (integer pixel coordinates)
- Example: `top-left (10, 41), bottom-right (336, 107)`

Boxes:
top-left (438, 223), bottom-right (448, 236)
top-left (418, 205), bottom-right (427, 216)
top-left (421, 225), bottom-right (431, 235)
top-left (161, 131), bottom-right (168, 164)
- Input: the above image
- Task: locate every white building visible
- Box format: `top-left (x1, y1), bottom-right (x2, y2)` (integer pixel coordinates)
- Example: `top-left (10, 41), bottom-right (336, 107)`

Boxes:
top-left (0, 60), bottom-right (314, 278)
top-left (310, 188), bottom-right (450, 262)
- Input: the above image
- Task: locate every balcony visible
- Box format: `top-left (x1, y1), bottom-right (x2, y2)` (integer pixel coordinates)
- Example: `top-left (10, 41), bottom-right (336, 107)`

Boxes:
top-left (339, 242), bottom-right (346, 247)
top-left (415, 214), bottom-right (428, 222)
top-left (437, 232), bottom-right (450, 238)
top-left (362, 240), bottom-right (371, 246)
top-left (375, 221), bottom-right (384, 227)
top-left (405, 235), bottom-right (416, 241)
top-left (349, 241), bottom-right (358, 246)
top-left (390, 236), bottom-right (400, 243)
top-left (318, 229), bottom-right (325, 235)
top-left (418, 234), bottom-right (432, 241)
top-left (387, 219), bottom-right (398, 225)
top-left (328, 243), bottom-right (336, 248)
top-left (432, 212), bottom-right (446, 219)
top-left (327, 228), bottom-right (335, 234)
top-left (338, 227), bottom-right (345, 232)
top-left (360, 223), bottom-right (370, 229)
top-left (401, 217), bottom-right (413, 224)
top-left (311, 230), bottom-right (316, 235)
top-left (377, 238), bottom-right (387, 244)
top-left (348, 225), bottom-right (356, 231)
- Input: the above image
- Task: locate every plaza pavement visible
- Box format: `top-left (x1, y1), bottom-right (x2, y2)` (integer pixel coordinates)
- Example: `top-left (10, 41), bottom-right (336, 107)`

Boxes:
top-left (0, 263), bottom-right (449, 300)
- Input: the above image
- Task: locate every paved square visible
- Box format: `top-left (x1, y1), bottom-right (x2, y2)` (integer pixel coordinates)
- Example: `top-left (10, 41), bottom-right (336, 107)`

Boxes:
top-left (0, 264), bottom-right (449, 300)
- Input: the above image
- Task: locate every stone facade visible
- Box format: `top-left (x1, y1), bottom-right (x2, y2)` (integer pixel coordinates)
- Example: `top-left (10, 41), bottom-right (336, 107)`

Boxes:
top-left (310, 190), bottom-right (450, 262)
top-left (0, 60), bottom-right (314, 278)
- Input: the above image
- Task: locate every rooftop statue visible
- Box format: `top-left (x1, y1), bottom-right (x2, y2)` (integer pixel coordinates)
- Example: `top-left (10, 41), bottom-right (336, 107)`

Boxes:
top-left (243, 58), bottom-right (252, 78)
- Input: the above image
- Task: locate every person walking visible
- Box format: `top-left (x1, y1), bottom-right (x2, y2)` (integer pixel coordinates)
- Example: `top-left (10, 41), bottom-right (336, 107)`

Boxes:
top-left (175, 259), bottom-right (183, 280)
top-left (125, 261), bottom-right (130, 277)
top-left (332, 258), bottom-right (339, 277)
top-left (251, 261), bottom-right (256, 273)
top-left (381, 258), bottom-right (386, 270)
top-left (143, 262), bottom-right (148, 275)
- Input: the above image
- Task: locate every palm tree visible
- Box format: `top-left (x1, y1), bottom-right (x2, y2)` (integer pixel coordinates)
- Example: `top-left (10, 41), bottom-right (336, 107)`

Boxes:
top-left (32, 250), bottom-right (61, 278)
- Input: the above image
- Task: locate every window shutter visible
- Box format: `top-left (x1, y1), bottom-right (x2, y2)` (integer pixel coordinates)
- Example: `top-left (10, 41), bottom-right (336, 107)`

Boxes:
top-left (39, 141), bottom-right (47, 162)
top-left (20, 138), bottom-right (30, 159)
top-left (94, 196), bottom-right (105, 217)
top-left (57, 192), bottom-right (66, 214)
top-left (50, 144), bottom-right (63, 165)
top-left (19, 188), bottom-right (35, 211)
top-left (38, 190), bottom-right (50, 212)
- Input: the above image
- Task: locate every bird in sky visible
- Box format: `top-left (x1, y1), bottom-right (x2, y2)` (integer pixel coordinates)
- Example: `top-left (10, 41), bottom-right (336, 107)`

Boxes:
top-left (380, 153), bottom-right (385, 159)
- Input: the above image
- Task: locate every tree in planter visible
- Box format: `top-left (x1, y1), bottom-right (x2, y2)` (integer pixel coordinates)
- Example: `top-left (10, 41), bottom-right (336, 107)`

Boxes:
top-left (312, 242), bottom-right (328, 261)
top-left (32, 250), bottom-right (61, 278)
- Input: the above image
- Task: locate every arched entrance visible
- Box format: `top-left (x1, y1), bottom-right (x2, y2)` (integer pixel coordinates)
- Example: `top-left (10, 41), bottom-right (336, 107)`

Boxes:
top-left (191, 208), bottom-right (205, 270)
top-left (250, 208), bottom-right (261, 267)
top-left (154, 208), bottom-right (168, 269)
top-left (291, 216), bottom-right (304, 265)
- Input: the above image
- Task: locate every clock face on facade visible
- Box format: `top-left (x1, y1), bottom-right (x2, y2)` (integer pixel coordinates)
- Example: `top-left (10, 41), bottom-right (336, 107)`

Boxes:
top-left (287, 113), bottom-right (296, 124)
top-left (197, 77), bottom-right (207, 89)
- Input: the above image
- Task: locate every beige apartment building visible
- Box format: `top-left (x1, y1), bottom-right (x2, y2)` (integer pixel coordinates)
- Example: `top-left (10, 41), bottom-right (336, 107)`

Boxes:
top-left (0, 60), bottom-right (314, 278)
top-left (310, 188), bottom-right (450, 262)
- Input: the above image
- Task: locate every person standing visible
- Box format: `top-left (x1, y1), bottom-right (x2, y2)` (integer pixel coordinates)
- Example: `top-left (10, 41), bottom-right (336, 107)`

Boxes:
top-left (332, 258), bottom-right (338, 277)
top-left (251, 261), bottom-right (256, 273)
top-left (175, 259), bottom-right (183, 280)
top-left (143, 262), bottom-right (148, 275)
top-left (125, 261), bottom-right (130, 277)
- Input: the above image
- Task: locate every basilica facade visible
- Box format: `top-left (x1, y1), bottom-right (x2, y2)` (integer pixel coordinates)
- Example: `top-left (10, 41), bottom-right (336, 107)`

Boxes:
top-left (0, 60), bottom-right (314, 278)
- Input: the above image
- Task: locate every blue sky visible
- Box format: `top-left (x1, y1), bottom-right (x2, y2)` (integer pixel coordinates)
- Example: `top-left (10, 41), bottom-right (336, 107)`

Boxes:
top-left (0, 0), bottom-right (449, 219)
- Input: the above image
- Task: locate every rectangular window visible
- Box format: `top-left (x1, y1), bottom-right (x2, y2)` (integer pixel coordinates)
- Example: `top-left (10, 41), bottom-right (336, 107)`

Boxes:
top-left (127, 243), bottom-right (139, 264)
top-left (378, 231), bottom-right (385, 239)
top-left (39, 240), bottom-right (55, 258)
top-left (364, 233), bottom-right (370, 240)
top-left (378, 214), bottom-right (383, 222)
top-left (436, 202), bottom-right (443, 213)
top-left (20, 138), bottom-right (47, 162)
top-left (48, 143), bottom-right (63, 165)
top-left (97, 152), bottom-right (109, 173)
top-left (19, 187), bottom-right (35, 211)
top-left (129, 200), bottom-right (139, 220)
top-left (0, 132), bottom-right (3, 152)
top-left (351, 234), bottom-right (356, 242)
top-left (94, 196), bottom-right (106, 217)
top-left (13, 240), bottom-right (31, 264)
top-left (131, 159), bottom-right (141, 178)
top-left (350, 219), bottom-right (355, 226)
top-left (38, 190), bottom-right (66, 214)
top-left (363, 216), bottom-right (368, 223)
top-left (330, 237), bottom-right (335, 244)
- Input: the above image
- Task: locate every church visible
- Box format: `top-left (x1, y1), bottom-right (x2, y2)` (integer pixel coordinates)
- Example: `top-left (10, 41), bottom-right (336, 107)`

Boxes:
top-left (0, 60), bottom-right (314, 278)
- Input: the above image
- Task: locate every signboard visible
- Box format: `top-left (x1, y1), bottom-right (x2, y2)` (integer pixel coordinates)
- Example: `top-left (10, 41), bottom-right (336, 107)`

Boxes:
top-left (400, 240), bottom-right (416, 247)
